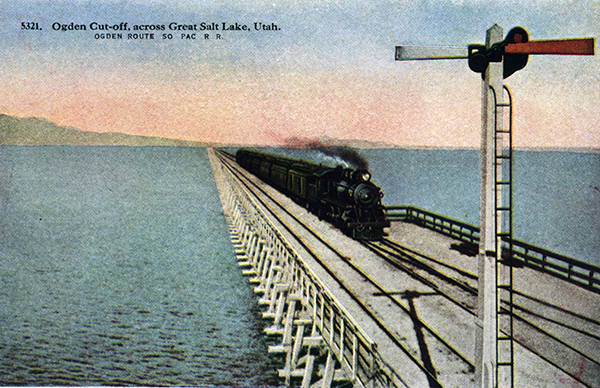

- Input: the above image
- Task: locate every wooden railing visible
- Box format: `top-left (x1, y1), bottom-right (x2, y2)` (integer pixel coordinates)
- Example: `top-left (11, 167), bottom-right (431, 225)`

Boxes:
top-left (385, 205), bottom-right (600, 294)
top-left (211, 149), bottom-right (410, 387)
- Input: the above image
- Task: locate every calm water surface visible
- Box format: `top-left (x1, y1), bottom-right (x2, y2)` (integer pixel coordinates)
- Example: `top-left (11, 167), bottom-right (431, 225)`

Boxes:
top-left (261, 147), bottom-right (600, 265)
top-left (365, 148), bottom-right (600, 265)
top-left (0, 146), bottom-right (279, 386)
top-left (1, 145), bottom-right (598, 386)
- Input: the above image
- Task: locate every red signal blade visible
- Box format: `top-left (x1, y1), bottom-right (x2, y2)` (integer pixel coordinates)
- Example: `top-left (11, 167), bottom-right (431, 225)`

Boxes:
top-left (505, 38), bottom-right (595, 55)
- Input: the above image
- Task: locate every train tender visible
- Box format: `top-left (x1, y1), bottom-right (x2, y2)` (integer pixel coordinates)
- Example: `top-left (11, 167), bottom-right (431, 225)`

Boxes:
top-left (236, 148), bottom-right (389, 240)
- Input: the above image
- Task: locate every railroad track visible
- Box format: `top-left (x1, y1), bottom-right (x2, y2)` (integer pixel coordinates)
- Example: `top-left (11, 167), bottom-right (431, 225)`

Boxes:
top-left (363, 239), bottom-right (478, 315)
top-left (215, 149), bottom-right (473, 387)
top-left (361, 218), bottom-right (600, 388)
top-left (213, 149), bottom-right (600, 388)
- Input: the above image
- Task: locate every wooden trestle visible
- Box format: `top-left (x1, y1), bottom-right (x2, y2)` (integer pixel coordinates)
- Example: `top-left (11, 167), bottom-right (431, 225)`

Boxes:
top-left (209, 149), bottom-right (406, 388)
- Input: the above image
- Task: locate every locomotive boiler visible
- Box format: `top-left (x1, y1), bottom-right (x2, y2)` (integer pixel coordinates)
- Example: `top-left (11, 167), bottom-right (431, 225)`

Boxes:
top-left (236, 148), bottom-right (389, 240)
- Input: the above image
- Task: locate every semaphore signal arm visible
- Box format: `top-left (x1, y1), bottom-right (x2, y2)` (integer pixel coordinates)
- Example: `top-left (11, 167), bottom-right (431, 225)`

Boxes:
top-left (395, 26), bottom-right (595, 78)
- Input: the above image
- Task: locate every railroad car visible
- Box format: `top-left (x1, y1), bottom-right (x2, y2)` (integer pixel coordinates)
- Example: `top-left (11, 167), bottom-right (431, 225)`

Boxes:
top-left (236, 148), bottom-right (389, 240)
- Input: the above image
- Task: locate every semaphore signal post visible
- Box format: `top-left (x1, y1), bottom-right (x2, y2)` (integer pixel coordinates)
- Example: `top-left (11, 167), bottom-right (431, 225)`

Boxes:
top-left (395, 24), bottom-right (595, 388)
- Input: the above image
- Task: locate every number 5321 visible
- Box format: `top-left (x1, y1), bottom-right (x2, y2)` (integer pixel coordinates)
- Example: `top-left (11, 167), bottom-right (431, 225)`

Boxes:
top-left (21, 22), bottom-right (41, 30)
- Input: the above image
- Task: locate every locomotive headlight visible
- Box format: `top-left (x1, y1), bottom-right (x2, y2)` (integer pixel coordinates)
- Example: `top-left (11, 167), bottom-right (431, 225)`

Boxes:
top-left (361, 172), bottom-right (371, 181)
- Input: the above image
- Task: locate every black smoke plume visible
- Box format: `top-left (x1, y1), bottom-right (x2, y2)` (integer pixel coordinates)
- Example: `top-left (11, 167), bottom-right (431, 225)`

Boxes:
top-left (285, 137), bottom-right (369, 170)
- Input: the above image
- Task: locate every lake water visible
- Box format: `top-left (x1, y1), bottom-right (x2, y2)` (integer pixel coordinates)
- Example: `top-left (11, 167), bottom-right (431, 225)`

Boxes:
top-left (0, 146), bottom-right (279, 386)
top-left (0, 145), bottom-right (598, 386)
top-left (264, 147), bottom-right (600, 266)
top-left (366, 148), bottom-right (600, 266)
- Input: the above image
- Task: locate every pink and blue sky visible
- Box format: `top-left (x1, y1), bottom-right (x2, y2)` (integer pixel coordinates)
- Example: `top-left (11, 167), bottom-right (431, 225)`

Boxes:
top-left (1, 0), bottom-right (599, 148)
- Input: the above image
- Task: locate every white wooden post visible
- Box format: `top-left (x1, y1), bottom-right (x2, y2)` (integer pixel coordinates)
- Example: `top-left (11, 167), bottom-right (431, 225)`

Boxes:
top-left (475, 23), bottom-right (503, 388)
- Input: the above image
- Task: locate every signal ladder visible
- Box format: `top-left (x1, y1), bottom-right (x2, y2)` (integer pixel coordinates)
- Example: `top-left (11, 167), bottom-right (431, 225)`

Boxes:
top-left (490, 84), bottom-right (515, 388)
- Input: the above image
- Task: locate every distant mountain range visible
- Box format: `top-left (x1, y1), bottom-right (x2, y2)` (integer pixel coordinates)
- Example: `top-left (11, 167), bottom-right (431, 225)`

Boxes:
top-left (0, 114), bottom-right (398, 149)
top-left (3, 114), bottom-right (594, 152)
top-left (0, 114), bottom-right (208, 147)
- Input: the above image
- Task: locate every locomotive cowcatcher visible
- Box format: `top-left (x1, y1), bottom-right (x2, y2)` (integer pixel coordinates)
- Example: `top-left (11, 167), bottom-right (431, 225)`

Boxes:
top-left (236, 148), bottom-right (389, 240)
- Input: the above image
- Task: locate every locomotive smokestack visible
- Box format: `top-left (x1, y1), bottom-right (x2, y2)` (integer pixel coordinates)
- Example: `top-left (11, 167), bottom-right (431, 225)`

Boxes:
top-left (285, 137), bottom-right (369, 170)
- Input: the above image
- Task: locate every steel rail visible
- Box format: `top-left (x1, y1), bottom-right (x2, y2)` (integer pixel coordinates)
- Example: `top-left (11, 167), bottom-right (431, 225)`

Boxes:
top-left (216, 149), bottom-right (599, 387)
top-left (377, 240), bottom-right (478, 292)
top-left (361, 241), bottom-right (477, 316)
top-left (507, 300), bottom-right (600, 342)
top-left (215, 149), bottom-right (451, 387)
top-left (511, 289), bottom-right (600, 328)
top-left (215, 150), bottom-right (416, 387)
top-left (385, 205), bottom-right (600, 293)
top-left (367, 228), bottom-right (600, 388)
top-left (378, 236), bottom-right (600, 343)
top-left (218, 150), bottom-right (475, 372)
top-left (381, 238), bottom-right (478, 280)
top-left (215, 151), bottom-right (404, 388)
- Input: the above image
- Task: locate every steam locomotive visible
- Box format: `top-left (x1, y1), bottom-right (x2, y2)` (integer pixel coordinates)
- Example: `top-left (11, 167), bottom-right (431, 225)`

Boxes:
top-left (236, 148), bottom-right (389, 240)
